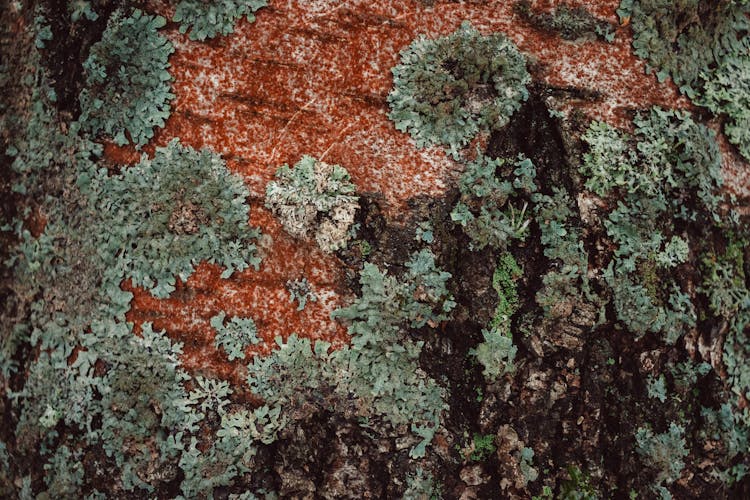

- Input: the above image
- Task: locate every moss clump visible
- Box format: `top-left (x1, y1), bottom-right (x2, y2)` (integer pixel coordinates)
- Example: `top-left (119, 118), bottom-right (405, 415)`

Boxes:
top-left (388, 21), bottom-right (530, 157)
top-left (491, 253), bottom-right (523, 331)
top-left (469, 254), bottom-right (522, 381)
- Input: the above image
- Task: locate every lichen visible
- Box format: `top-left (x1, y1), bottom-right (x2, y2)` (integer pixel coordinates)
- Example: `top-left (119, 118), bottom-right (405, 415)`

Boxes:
top-left (450, 153), bottom-right (537, 250)
top-left (78, 9), bottom-right (174, 147)
top-left (173, 0), bottom-right (267, 41)
top-left (265, 155), bottom-right (358, 253)
top-left (388, 21), bottom-right (530, 157)
top-left (624, 0), bottom-right (750, 160)
top-left (86, 138), bottom-right (261, 298)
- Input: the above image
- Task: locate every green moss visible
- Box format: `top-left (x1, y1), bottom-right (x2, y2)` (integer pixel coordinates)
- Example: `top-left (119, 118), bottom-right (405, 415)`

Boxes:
top-left (491, 253), bottom-right (522, 330)
top-left (388, 21), bottom-right (530, 157)
top-left (79, 9), bottom-right (174, 147)
top-left (470, 433), bottom-right (497, 461)
top-left (560, 466), bottom-right (599, 499)
top-left (451, 154), bottom-right (537, 250)
top-left (470, 252), bottom-right (522, 381)
top-left (639, 257), bottom-right (661, 304)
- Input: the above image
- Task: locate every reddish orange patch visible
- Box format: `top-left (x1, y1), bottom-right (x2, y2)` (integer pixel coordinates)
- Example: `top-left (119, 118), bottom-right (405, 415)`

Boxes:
top-left (102, 141), bottom-right (143, 166)
top-left (125, 205), bottom-right (349, 386)
top-left (117, 0), bottom-right (746, 381)
top-left (136, 0), bottom-right (689, 205)
top-left (716, 131), bottom-right (750, 208)
top-left (25, 205), bottom-right (47, 238)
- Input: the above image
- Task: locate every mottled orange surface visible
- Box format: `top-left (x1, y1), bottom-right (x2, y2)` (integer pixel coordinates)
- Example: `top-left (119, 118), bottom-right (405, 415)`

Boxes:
top-left (139, 0), bottom-right (691, 207)
top-left (116, 0), bottom-right (747, 380)
top-left (126, 206), bottom-right (349, 385)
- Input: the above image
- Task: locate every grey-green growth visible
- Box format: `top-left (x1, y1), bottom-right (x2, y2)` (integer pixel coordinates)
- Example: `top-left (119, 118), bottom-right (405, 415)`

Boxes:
top-left (33, 14), bottom-right (52, 49)
top-left (471, 253), bottom-right (521, 381)
top-left (174, 0), bottom-right (267, 41)
top-left (451, 154), bottom-right (537, 250)
top-left (85, 139), bottom-right (261, 298)
top-left (265, 155), bottom-right (359, 253)
top-left (186, 375), bottom-right (233, 417)
top-left (79, 9), bottom-right (174, 147)
top-left (514, 0), bottom-right (615, 42)
top-left (388, 21), bottom-right (530, 157)
top-left (403, 467), bottom-right (443, 499)
top-left (211, 311), bottom-right (261, 361)
top-left (581, 108), bottom-right (723, 213)
top-left (622, 0), bottom-right (750, 160)
top-left (582, 108), bottom-right (723, 343)
top-left (700, 237), bottom-right (750, 427)
top-left (286, 278), bottom-right (317, 311)
top-left (699, 403), bottom-right (750, 484)
top-left (471, 328), bottom-right (517, 381)
top-left (635, 423), bottom-right (688, 486)
top-left (248, 249), bottom-right (455, 459)
top-left (533, 187), bottom-right (591, 318)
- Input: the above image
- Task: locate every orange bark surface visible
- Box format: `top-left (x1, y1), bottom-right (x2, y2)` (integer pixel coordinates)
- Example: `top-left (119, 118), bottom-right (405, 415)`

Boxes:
top-left (115, 0), bottom-right (747, 382)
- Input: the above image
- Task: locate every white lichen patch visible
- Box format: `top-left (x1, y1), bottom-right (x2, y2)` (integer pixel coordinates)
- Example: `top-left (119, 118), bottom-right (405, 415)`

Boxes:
top-left (265, 155), bottom-right (359, 253)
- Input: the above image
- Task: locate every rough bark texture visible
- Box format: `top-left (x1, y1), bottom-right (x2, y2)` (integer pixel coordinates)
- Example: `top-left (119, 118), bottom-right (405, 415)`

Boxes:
top-left (1, 0), bottom-right (749, 498)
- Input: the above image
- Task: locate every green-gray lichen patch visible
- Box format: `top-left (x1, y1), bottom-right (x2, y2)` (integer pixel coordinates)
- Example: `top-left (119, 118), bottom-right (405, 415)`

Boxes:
top-left (211, 311), bottom-right (261, 361)
top-left (450, 153), bottom-right (537, 250)
top-left (86, 139), bottom-right (261, 297)
top-left (173, 0), bottom-right (267, 41)
top-left (78, 9), bottom-right (174, 148)
top-left (247, 249), bottom-right (455, 459)
top-left (623, 0), bottom-right (750, 160)
top-left (388, 21), bottom-right (530, 157)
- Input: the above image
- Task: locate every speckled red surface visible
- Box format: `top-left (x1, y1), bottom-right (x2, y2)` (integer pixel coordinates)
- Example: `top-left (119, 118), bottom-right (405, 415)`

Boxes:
top-left (113, 0), bottom-right (748, 382)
